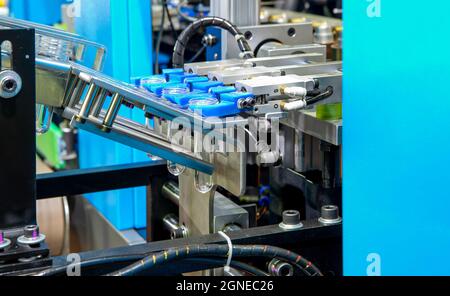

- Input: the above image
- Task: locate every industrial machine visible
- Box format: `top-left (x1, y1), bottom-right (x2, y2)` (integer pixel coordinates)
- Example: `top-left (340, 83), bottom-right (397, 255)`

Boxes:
top-left (0, 0), bottom-right (342, 276)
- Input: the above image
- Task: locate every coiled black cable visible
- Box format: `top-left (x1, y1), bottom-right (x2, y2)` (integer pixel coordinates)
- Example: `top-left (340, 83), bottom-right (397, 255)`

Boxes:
top-left (106, 244), bottom-right (323, 277)
top-left (172, 16), bottom-right (254, 68)
top-left (35, 255), bottom-right (268, 277)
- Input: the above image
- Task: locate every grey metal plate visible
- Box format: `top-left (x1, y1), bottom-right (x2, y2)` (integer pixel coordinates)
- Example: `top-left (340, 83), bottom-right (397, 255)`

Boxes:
top-left (225, 23), bottom-right (314, 59)
top-left (282, 110), bottom-right (342, 146)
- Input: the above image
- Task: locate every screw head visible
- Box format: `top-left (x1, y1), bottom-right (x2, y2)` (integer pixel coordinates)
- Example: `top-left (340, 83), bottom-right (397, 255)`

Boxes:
top-left (282, 210), bottom-right (301, 225)
top-left (24, 225), bottom-right (40, 239)
top-left (17, 225), bottom-right (46, 246)
top-left (0, 231), bottom-right (11, 250)
top-left (319, 205), bottom-right (342, 225)
top-left (0, 70), bottom-right (22, 99)
top-left (2, 78), bottom-right (17, 93)
top-left (280, 210), bottom-right (303, 230)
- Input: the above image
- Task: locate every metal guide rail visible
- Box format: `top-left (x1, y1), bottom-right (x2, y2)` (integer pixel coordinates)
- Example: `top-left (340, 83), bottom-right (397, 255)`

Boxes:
top-left (0, 16), bottom-right (107, 135)
top-left (37, 60), bottom-right (252, 175)
top-left (0, 16), bottom-right (218, 175)
top-left (0, 16), bottom-right (106, 70)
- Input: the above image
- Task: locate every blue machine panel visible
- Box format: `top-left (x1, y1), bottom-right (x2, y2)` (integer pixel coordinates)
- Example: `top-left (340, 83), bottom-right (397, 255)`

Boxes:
top-left (344, 0), bottom-right (450, 275)
top-left (76, 0), bottom-right (152, 230)
top-left (9, 0), bottom-right (68, 25)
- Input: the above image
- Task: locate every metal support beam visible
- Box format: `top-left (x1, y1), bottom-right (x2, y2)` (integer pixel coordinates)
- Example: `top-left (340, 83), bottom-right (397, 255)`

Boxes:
top-left (36, 161), bottom-right (167, 200)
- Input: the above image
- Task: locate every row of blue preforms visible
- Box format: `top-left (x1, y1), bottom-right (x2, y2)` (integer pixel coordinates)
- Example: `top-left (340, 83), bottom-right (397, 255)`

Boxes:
top-left (134, 68), bottom-right (255, 117)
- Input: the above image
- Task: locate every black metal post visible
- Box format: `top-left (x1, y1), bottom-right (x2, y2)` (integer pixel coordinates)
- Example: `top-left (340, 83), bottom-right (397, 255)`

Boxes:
top-left (0, 29), bottom-right (51, 273)
top-left (0, 29), bottom-right (36, 229)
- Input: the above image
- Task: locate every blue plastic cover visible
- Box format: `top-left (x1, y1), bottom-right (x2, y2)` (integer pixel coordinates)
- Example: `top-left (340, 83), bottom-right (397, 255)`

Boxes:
top-left (164, 90), bottom-right (205, 107)
top-left (192, 81), bottom-right (224, 92)
top-left (168, 73), bottom-right (199, 83)
top-left (210, 86), bottom-right (236, 98)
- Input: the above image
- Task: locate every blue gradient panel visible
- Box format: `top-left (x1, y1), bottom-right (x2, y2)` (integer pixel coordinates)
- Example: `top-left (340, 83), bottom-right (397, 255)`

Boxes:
top-left (344, 1), bottom-right (450, 275)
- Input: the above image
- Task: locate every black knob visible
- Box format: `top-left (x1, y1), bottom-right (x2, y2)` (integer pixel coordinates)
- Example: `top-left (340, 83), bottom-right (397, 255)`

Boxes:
top-left (282, 210), bottom-right (301, 226)
top-left (321, 205), bottom-right (340, 221)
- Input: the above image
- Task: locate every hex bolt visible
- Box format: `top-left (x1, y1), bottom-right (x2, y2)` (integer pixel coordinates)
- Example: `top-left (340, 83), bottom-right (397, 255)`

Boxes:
top-left (171, 226), bottom-right (189, 240)
top-left (201, 34), bottom-right (217, 47)
top-left (319, 205), bottom-right (342, 225)
top-left (0, 231), bottom-right (11, 250)
top-left (283, 210), bottom-right (301, 225)
top-left (24, 225), bottom-right (40, 239)
top-left (237, 99), bottom-right (248, 109)
top-left (2, 78), bottom-right (17, 93)
top-left (17, 225), bottom-right (46, 246)
top-left (245, 98), bottom-right (257, 107)
top-left (279, 210), bottom-right (303, 230)
top-left (0, 70), bottom-right (22, 99)
top-left (222, 224), bottom-right (241, 233)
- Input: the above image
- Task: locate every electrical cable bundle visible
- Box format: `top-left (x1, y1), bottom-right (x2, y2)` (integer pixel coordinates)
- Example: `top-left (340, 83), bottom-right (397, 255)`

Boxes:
top-left (155, 0), bottom-right (179, 74)
top-left (106, 244), bottom-right (323, 277)
top-left (172, 16), bottom-right (254, 68)
top-left (35, 243), bottom-right (322, 277)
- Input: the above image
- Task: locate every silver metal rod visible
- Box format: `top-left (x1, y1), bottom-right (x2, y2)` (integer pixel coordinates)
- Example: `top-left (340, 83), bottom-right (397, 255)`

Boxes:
top-left (62, 75), bottom-right (79, 107)
top-left (163, 214), bottom-right (189, 239)
top-left (68, 79), bottom-right (87, 108)
top-left (76, 83), bottom-right (98, 122)
top-left (161, 181), bottom-right (180, 206)
top-left (163, 214), bottom-right (180, 233)
top-left (101, 93), bottom-right (123, 132)
top-left (63, 106), bottom-right (215, 174)
top-left (90, 89), bottom-right (108, 117)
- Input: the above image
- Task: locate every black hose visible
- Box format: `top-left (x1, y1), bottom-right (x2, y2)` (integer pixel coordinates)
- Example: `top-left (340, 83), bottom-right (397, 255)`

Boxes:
top-left (154, 0), bottom-right (166, 74)
top-left (306, 86), bottom-right (334, 105)
top-left (172, 16), bottom-right (254, 68)
top-left (35, 255), bottom-right (142, 276)
top-left (35, 256), bottom-right (268, 277)
top-left (106, 244), bottom-right (323, 277)
top-left (163, 0), bottom-right (178, 40)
